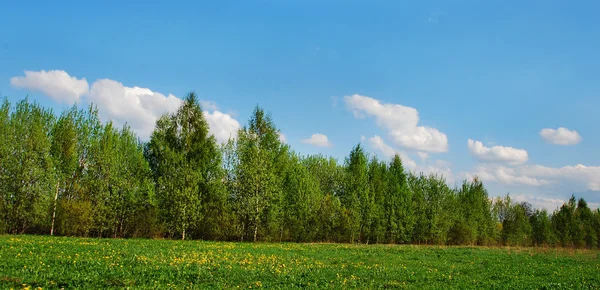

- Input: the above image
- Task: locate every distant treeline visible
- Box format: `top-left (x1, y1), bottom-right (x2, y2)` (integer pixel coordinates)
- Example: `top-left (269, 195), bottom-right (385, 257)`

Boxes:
top-left (0, 94), bottom-right (598, 248)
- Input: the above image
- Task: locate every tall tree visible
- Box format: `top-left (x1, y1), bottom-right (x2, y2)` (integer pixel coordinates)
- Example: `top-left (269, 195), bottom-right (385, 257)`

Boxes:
top-left (386, 154), bottom-right (413, 243)
top-left (234, 106), bottom-right (285, 242)
top-left (281, 154), bottom-right (320, 242)
top-left (49, 106), bottom-right (81, 235)
top-left (530, 208), bottom-right (555, 247)
top-left (552, 195), bottom-right (578, 247)
top-left (303, 155), bottom-right (346, 242)
top-left (575, 198), bottom-right (597, 248)
top-left (343, 144), bottom-right (370, 243)
top-left (2, 99), bottom-right (56, 234)
top-left (410, 173), bottom-right (455, 244)
top-left (368, 157), bottom-right (387, 243)
top-left (146, 92), bottom-right (220, 240)
top-left (0, 99), bottom-right (11, 233)
top-left (457, 178), bottom-right (496, 245)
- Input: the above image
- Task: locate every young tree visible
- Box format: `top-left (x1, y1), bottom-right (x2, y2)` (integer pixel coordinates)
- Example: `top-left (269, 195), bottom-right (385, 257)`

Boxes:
top-left (456, 178), bottom-right (496, 245)
top-left (343, 144), bottom-right (370, 243)
top-left (146, 92), bottom-right (220, 240)
top-left (368, 157), bottom-right (387, 243)
top-left (410, 173), bottom-right (455, 245)
top-left (111, 126), bottom-right (156, 238)
top-left (54, 105), bottom-right (102, 237)
top-left (2, 99), bottom-right (56, 234)
top-left (575, 198), bottom-right (597, 249)
top-left (501, 202), bottom-right (533, 246)
top-left (303, 155), bottom-right (346, 242)
top-left (552, 195), bottom-right (578, 247)
top-left (0, 99), bottom-right (11, 233)
top-left (281, 154), bottom-right (320, 242)
top-left (49, 107), bottom-right (80, 235)
top-left (530, 208), bottom-right (555, 247)
top-left (386, 154), bottom-right (413, 243)
top-left (234, 106), bottom-right (285, 242)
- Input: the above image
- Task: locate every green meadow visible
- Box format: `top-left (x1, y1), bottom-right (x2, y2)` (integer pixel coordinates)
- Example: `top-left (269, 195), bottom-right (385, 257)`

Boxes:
top-left (1, 235), bottom-right (598, 289)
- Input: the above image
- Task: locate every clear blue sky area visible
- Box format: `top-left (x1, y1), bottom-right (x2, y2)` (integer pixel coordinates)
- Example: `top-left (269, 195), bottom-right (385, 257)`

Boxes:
top-left (2, 0), bottom-right (599, 209)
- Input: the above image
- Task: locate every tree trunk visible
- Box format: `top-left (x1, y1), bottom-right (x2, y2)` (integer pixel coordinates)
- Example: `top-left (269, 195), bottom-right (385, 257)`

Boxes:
top-left (253, 223), bottom-right (258, 242)
top-left (240, 222), bottom-right (245, 242)
top-left (50, 181), bottom-right (59, 236)
top-left (182, 228), bottom-right (186, 240)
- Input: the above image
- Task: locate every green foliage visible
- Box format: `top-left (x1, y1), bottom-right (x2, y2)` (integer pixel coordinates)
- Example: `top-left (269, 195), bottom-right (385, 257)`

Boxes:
top-left (0, 99), bottom-right (56, 234)
top-left (409, 173), bottom-right (455, 245)
top-left (530, 209), bottom-right (556, 247)
top-left (457, 178), bottom-right (496, 245)
top-left (233, 106), bottom-right (286, 242)
top-left (1, 96), bottom-right (599, 251)
top-left (146, 92), bottom-right (220, 240)
top-left (386, 155), bottom-right (413, 243)
top-left (501, 200), bottom-right (533, 246)
top-left (343, 144), bottom-right (370, 243)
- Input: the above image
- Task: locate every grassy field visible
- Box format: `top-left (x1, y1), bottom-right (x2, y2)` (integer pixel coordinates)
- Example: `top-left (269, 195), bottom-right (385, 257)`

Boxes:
top-left (0, 235), bottom-right (598, 289)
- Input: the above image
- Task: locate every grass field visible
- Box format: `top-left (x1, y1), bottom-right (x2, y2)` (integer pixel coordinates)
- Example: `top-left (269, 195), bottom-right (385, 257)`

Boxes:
top-left (0, 235), bottom-right (598, 289)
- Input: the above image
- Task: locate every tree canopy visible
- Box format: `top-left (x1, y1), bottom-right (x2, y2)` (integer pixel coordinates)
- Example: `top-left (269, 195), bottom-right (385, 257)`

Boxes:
top-left (1, 95), bottom-right (598, 249)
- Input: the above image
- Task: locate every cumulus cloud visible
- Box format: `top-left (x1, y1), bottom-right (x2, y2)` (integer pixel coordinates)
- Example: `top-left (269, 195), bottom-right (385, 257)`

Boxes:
top-left (367, 135), bottom-right (417, 169)
top-left (10, 70), bottom-right (240, 142)
top-left (88, 79), bottom-right (183, 139)
top-left (302, 133), bottom-right (332, 147)
top-left (11, 70), bottom-right (89, 104)
top-left (467, 139), bottom-right (528, 165)
top-left (204, 110), bottom-right (241, 143)
top-left (417, 151), bottom-right (429, 161)
top-left (539, 127), bottom-right (582, 145)
top-left (344, 94), bottom-right (448, 153)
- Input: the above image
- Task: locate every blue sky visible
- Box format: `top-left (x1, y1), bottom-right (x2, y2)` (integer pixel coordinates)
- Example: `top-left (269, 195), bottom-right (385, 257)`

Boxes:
top-left (2, 0), bottom-right (599, 209)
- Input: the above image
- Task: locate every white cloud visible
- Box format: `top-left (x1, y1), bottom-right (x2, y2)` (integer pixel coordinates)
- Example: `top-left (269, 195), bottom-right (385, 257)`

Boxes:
top-left (11, 70), bottom-right (241, 142)
top-left (278, 132), bottom-right (287, 143)
top-left (88, 79), bottom-right (182, 140)
top-left (468, 165), bottom-right (550, 187)
top-left (466, 163), bottom-right (600, 192)
top-left (467, 139), bottom-right (528, 165)
top-left (302, 133), bottom-right (332, 148)
top-left (367, 135), bottom-right (417, 169)
top-left (11, 70), bottom-right (89, 104)
top-left (200, 100), bottom-right (218, 111)
top-left (90, 79), bottom-right (239, 141)
top-left (511, 194), bottom-right (568, 211)
top-left (367, 136), bottom-right (454, 183)
top-left (539, 127), bottom-right (582, 145)
top-left (417, 151), bottom-right (429, 161)
top-left (344, 94), bottom-right (448, 153)
top-left (204, 110), bottom-right (241, 143)
top-left (416, 160), bottom-right (456, 184)
top-left (360, 135), bottom-right (366, 142)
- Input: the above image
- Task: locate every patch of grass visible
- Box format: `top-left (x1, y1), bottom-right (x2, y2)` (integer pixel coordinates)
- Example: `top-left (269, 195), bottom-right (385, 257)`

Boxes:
top-left (0, 235), bottom-right (598, 289)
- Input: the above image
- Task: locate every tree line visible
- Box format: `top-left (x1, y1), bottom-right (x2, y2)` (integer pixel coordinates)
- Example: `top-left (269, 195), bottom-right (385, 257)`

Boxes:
top-left (1, 93), bottom-right (598, 248)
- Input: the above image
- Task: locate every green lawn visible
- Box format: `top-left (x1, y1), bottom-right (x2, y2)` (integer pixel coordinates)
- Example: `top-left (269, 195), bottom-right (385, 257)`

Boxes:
top-left (0, 235), bottom-right (598, 289)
